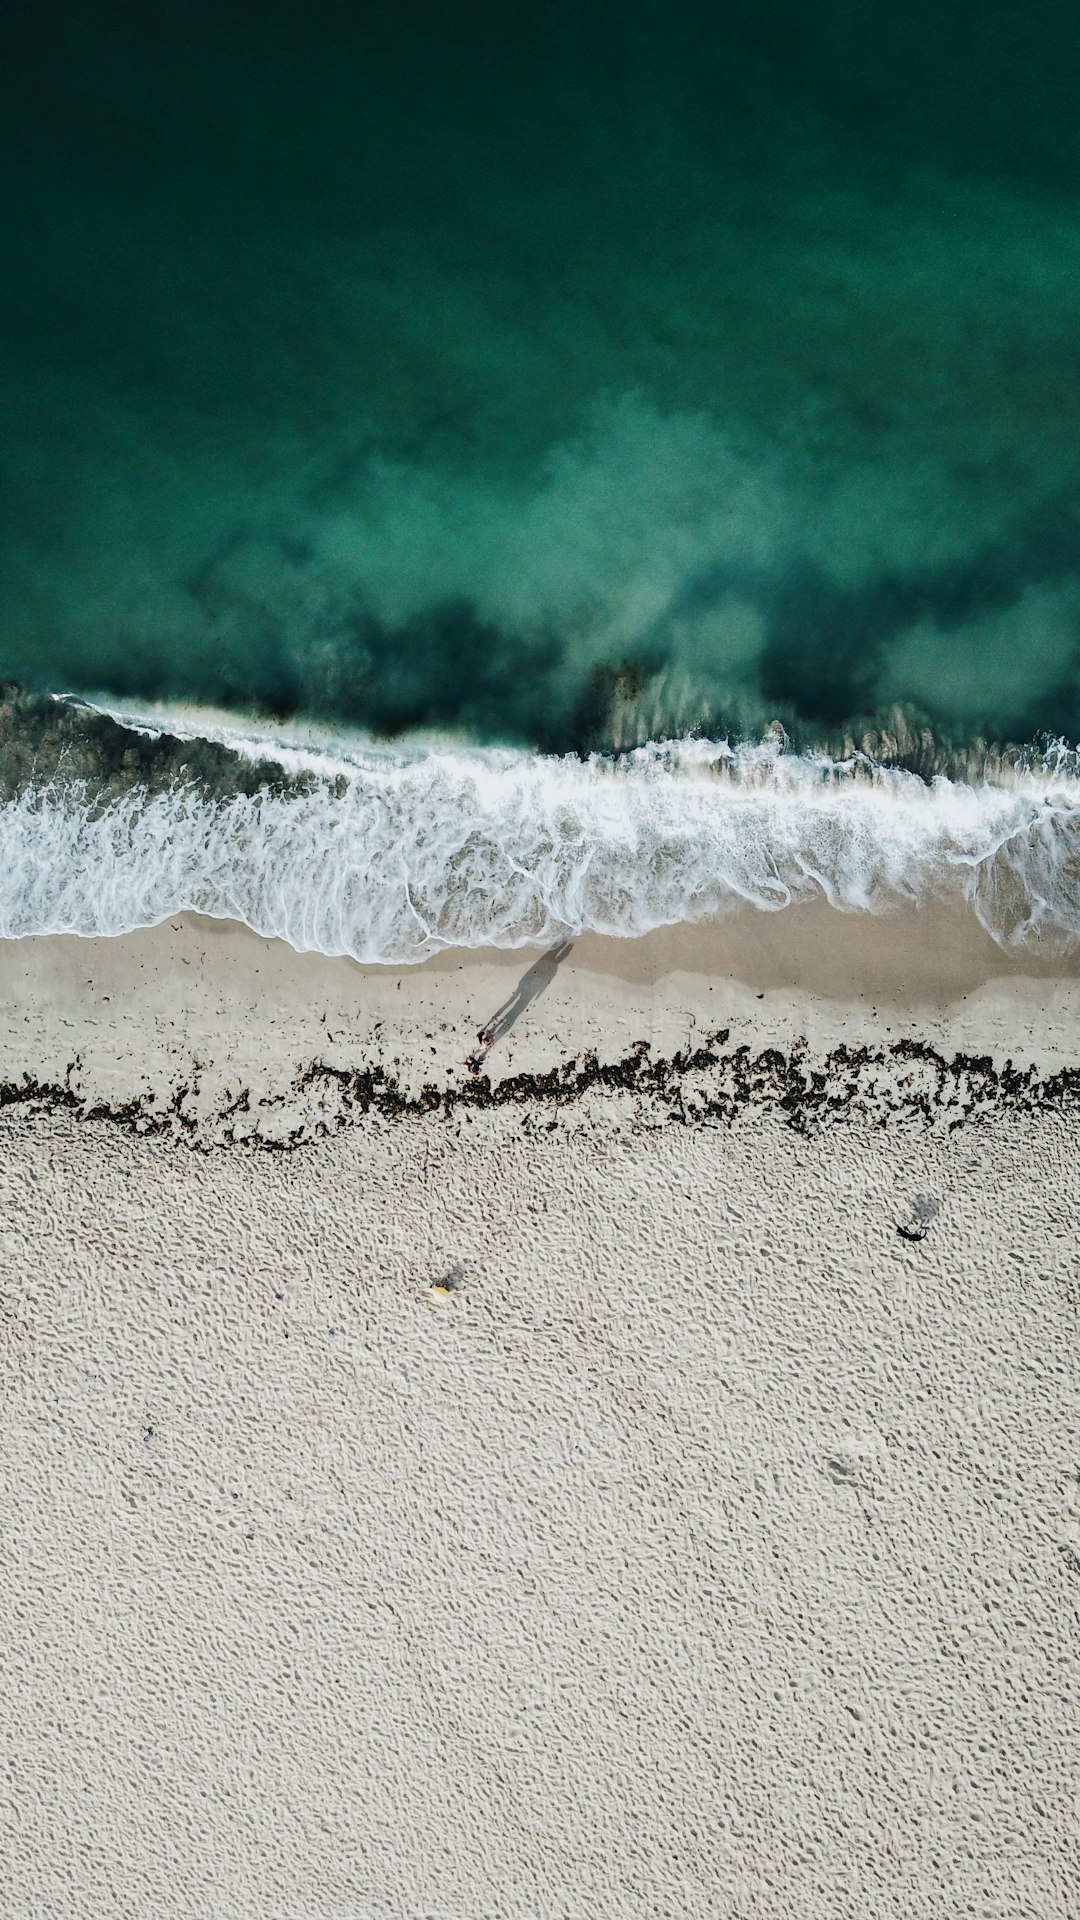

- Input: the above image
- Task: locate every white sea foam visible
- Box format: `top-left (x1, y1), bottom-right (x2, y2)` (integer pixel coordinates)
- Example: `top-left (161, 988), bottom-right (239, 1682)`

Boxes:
top-left (3, 721), bottom-right (1080, 959)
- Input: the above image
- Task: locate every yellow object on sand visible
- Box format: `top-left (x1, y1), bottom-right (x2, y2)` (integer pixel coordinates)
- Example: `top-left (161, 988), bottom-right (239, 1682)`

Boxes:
top-left (428, 1284), bottom-right (452, 1303)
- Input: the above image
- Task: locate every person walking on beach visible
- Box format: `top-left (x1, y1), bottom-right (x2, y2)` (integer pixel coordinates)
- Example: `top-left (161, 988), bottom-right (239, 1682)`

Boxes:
top-left (465, 1026), bottom-right (495, 1073)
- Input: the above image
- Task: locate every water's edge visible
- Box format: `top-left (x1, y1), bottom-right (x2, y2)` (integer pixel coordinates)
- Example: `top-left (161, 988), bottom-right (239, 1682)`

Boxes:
top-left (2, 690), bottom-right (1079, 960)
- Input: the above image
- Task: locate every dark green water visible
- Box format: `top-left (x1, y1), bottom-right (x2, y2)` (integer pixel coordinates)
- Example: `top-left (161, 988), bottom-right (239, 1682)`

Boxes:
top-left (3, 1), bottom-right (1080, 751)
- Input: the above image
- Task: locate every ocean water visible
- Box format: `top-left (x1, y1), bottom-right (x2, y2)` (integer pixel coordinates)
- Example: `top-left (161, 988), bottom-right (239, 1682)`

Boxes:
top-left (2, 3), bottom-right (1080, 955)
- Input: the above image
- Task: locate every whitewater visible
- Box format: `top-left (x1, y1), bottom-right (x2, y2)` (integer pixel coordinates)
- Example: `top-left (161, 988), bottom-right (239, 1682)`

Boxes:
top-left (1, 700), bottom-right (1079, 960)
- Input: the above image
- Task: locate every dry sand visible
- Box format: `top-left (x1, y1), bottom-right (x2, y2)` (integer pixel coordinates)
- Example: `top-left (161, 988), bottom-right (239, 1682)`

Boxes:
top-left (1, 906), bottom-right (1078, 1917)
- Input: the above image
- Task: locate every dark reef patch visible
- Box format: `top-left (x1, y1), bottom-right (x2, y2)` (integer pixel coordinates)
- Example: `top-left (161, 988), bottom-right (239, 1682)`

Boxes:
top-left (0, 684), bottom-right (312, 806)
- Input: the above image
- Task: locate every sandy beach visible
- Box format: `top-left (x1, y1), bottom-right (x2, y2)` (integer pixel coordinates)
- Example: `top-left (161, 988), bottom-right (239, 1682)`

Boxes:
top-left (2, 907), bottom-right (1079, 1917)
top-left (3, 902), bottom-right (1080, 1141)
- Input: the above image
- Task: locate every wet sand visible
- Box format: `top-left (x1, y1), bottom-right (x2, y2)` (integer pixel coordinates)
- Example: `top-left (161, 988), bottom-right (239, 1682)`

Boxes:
top-left (2, 901), bottom-right (1080, 1140)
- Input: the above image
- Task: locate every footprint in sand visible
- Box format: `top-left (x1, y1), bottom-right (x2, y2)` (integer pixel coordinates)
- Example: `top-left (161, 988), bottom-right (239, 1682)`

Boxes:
top-left (823, 1430), bottom-right (893, 1496)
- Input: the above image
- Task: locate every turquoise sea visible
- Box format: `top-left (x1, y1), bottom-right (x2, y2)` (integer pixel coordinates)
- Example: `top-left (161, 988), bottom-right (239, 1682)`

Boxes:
top-left (2, 3), bottom-right (1080, 955)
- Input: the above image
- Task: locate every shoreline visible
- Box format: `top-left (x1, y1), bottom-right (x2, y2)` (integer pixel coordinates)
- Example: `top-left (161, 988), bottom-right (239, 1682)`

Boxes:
top-left (3, 901), bottom-right (1080, 1144)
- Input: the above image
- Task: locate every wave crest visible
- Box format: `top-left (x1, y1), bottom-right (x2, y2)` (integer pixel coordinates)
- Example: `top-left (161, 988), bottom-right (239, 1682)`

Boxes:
top-left (2, 718), bottom-right (1080, 959)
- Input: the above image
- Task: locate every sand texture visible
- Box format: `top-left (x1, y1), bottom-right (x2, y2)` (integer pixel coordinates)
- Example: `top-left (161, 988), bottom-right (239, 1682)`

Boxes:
top-left (1, 909), bottom-right (1079, 1916)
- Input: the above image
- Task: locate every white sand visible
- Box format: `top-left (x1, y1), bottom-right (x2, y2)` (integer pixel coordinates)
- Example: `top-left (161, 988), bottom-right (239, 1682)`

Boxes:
top-left (1, 908), bottom-right (1079, 1916)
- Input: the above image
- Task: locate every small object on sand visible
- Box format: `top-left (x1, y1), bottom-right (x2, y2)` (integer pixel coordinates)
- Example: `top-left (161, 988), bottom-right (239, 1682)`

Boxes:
top-left (428, 1263), bottom-right (465, 1302)
top-left (896, 1195), bottom-right (938, 1243)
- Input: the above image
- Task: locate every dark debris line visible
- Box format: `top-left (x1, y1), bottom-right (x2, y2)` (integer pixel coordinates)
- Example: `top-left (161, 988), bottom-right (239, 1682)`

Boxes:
top-left (2, 1033), bottom-right (1079, 1152)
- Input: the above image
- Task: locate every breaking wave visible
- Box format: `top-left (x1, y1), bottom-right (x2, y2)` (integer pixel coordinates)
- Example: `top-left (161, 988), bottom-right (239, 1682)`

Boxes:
top-left (1, 694), bottom-right (1079, 960)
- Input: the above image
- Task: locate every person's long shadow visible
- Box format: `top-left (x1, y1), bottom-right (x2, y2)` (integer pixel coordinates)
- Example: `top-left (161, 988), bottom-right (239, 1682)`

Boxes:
top-left (481, 938), bottom-right (575, 1047)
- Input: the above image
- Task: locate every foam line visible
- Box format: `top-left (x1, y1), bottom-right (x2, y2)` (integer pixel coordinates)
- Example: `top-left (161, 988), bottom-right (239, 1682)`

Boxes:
top-left (2, 726), bottom-right (1079, 958)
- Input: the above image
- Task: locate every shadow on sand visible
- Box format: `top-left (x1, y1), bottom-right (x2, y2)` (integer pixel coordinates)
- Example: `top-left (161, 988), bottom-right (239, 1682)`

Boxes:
top-left (480, 938), bottom-right (575, 1049)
